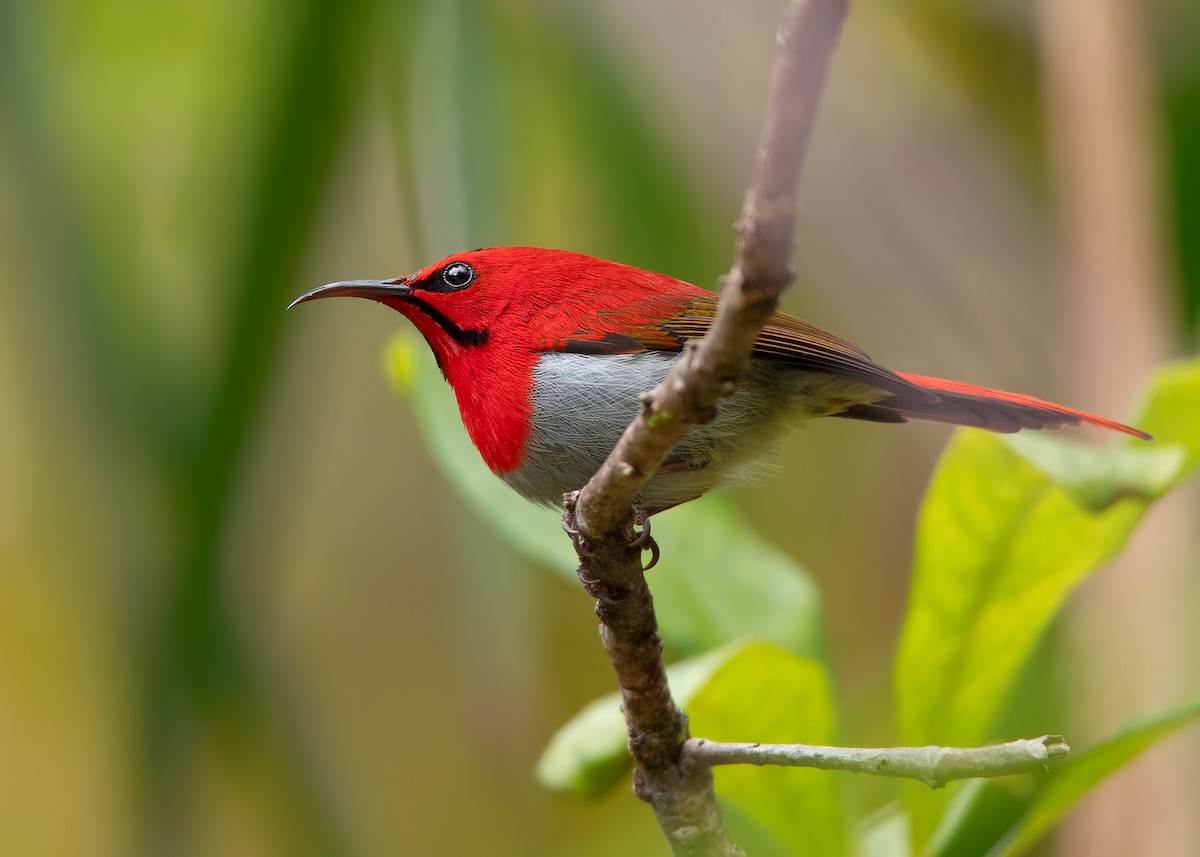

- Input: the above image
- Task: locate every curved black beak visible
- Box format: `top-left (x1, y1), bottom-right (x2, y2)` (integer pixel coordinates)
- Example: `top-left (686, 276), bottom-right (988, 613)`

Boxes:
top-left (287, 279), bottom-right (411, 310)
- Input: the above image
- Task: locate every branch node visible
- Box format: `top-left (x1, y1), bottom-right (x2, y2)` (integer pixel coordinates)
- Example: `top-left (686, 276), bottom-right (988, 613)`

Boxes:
top-left (646, 407), bottom-right (674, 430)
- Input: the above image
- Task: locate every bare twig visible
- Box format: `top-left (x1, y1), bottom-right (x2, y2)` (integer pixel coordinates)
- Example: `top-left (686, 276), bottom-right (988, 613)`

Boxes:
top-left (564, 2), bottom-right (850, 855)
top-left (687, 735), bottom-right (1070, 790)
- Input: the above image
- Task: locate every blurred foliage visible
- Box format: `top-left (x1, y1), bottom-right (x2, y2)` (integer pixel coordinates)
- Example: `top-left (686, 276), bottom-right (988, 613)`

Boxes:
top-left (2, 0), bottom-right (377, 854)
top-left (0, 0), bottom-right (1197, 855)
top-left (904, 0), bottom-right (1044, 178)
top-left (1159, 5), bottom-right (1200, 341)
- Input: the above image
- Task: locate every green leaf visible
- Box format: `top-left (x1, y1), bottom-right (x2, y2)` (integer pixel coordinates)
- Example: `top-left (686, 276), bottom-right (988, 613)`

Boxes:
top-left (688, 644), bottom-right (844, 857)
top-left (896, 359), bottom-right (1200, 751)
top-left (646, 504), bottom-right (826, 660)
top-left (719, 798), bottom-right (815, 857)
top-left (857, 806), bottom-right (911, 857)
top-left (895, 430), bottom-right (1147, 748)
top-left (894, 358), bottom-right (1200, 844)
top-left (390, 335), bottom-right (826, 661)
top-left (1002, 432), bottom-right (1184, 512)
top-left (1132, 358), bottom-right (1200, 479)
top-left (925, 779), bottom-right (1029, 857)
top-left (993, 694), bottom-right (1200, 857)
top-left (535, 645), bottom-right (743, 798)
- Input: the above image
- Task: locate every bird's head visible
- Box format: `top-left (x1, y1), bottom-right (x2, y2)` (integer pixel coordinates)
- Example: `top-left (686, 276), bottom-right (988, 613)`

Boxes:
top-left (290, 246), bottom-right (694, 364)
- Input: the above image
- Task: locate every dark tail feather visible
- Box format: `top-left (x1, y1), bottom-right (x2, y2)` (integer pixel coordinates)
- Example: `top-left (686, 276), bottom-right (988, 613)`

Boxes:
top-left (831, 372), bottom-right (1151, 440)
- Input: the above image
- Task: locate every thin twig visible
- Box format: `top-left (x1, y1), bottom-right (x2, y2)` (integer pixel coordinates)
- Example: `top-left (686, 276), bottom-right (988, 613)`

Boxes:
top-left (564, 2), bottom-right (850, 855)
top-left (686, 735), bottom-right (1070, 790)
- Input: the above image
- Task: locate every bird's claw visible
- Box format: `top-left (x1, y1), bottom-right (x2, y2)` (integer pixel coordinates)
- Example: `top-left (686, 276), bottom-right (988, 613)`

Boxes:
top-left (629, 508), bottom-right (651, 547)
top-left (562, 503), bottom-right (584, 555)
top-left (640, 536), bottom-right (661, 571)
top-left (631, 508), bottom-right (660, 571)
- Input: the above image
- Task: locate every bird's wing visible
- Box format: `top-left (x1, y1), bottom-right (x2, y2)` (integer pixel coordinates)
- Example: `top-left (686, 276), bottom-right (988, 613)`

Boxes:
top-left (540, 291), bottom-right (1149, 438)
top-left (543, 291), bottom-right (935, 401)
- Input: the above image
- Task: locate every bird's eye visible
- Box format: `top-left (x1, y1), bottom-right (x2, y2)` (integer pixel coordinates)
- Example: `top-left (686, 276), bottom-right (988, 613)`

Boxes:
top-left (442, 262), bottom-right (475, 290)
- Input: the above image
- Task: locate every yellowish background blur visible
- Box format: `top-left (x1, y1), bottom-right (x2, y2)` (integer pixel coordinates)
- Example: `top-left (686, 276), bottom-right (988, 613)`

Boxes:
top-left (0, 1), bottom-right (1196, 855)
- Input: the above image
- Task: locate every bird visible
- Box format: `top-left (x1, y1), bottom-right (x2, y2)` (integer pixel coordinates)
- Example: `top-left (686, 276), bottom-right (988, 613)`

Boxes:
top-left (290, 246), bottom-right (1149, 514)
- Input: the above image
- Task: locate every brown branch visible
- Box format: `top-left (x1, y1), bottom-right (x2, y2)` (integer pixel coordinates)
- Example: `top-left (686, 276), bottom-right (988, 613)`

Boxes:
top-left (564, 2), bottom-right (850, 855)
top-left (687, 735), bottom-right (1070, 790)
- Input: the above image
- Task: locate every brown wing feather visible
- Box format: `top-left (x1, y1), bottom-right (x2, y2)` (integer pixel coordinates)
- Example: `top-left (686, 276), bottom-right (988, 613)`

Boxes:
top-left (663, 293), bottom-right (937, 401)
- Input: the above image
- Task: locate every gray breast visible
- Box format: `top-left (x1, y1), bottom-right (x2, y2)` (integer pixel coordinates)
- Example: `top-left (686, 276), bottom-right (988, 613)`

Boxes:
top-left (501, 352), bottom-right (816, 511)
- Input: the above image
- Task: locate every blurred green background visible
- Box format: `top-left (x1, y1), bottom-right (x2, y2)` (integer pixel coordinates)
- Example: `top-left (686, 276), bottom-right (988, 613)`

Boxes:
top-left (0, 0), bottom-right (1196, 855)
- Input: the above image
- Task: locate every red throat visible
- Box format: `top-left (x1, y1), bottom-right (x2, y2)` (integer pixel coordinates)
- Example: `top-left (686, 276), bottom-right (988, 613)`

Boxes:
top-left (387, 298), bottom-right (537, 474)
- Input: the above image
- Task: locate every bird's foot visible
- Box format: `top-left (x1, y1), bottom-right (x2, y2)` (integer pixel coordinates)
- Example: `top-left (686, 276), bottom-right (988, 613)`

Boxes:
top-left (562, 494), bottom-right (660, 575)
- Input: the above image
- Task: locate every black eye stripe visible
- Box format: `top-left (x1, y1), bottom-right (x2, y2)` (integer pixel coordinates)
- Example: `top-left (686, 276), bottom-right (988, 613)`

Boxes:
top-left (395, 294), bottom-right (488, 347)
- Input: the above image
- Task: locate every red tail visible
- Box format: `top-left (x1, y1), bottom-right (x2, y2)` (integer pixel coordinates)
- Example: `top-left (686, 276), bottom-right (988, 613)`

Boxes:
top-left (835, 372), bottom-right (1150, 440)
